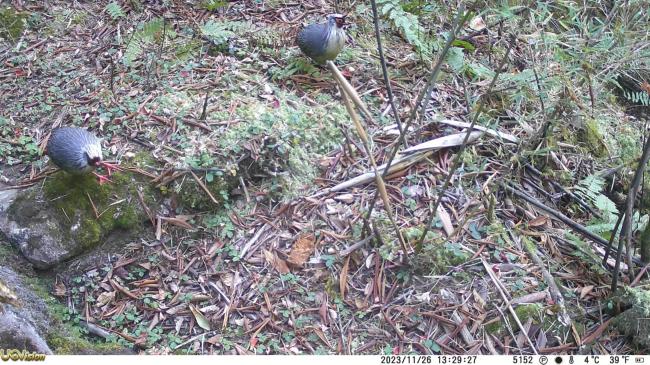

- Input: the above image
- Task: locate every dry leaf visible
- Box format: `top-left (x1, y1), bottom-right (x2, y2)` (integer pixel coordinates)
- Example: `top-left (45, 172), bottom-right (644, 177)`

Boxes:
top-left (160, 216), bottom-right (193, 229)
top-left (437, 205), bottom-right (454, 236)
top-left (580, 285), bottom-right (594, 299)
top-left (0, 280), bottom-right (18, 307)
top-left (96, 291), bottom-right (116, 307)
top-left (263, 250), bottom-right (290, 274)
top-left (340, 256), bottom-right (350, 298)
top-left (206, 334), bottom-right (222, 345)
top-left (189, 303), bottom-right (212, 331)
top-left (528, 215), bottom-right (549, 227)
top-left (469, 16), bottom-right (486, 31)
top-left (287, 233), bottom-right (316, 267)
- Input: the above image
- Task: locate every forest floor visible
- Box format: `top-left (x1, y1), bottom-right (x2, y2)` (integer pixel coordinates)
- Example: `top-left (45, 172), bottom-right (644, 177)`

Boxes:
top-left (1, 0), bottom-right (649, 355)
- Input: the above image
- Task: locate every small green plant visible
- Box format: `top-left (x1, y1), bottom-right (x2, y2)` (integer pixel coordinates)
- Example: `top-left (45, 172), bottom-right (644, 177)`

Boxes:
top-left (105, 2), bottom-right (126, 20)
top-left (123, 18), bottom-right (169, 66)
top-left (376, 0), bottom-right (437, 60)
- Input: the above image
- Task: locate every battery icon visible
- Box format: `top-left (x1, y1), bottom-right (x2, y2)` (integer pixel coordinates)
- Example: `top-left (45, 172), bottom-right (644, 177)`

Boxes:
top-left (636, 358), bottom-right (645, 363)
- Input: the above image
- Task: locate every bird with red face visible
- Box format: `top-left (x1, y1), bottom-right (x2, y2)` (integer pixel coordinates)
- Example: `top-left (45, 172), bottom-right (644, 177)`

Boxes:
top-left (297, 13), bottom-right (347, 64)
top-left (46, 127), bottom-right (120, 184)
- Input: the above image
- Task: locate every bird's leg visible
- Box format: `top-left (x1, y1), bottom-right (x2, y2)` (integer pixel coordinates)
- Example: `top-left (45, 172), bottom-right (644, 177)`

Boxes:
top-left (98, 161), bottom-right (123, 176)
top-left (93, 172), bottom-right (112, 185)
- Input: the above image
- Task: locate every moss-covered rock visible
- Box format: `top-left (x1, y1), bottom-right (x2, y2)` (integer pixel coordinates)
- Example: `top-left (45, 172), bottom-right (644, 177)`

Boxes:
top-left (613, 287), bottom-right (650, 350)
top-left (1, 170), bottom-right (156, 269)
top-left (578, 118), bottom-right (608, 158)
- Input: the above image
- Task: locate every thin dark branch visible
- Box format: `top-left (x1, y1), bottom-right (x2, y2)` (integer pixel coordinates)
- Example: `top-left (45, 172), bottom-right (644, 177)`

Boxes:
top-left (361, 5), bottom-right (468, 237)
top-left (501, 182), bottom-right (626, 259)
top-left (369, 0), bottom-right (404, 137)
top-left (611, 134), bottom-right (650, 292)
top-left (415, 34), bottom-right (516, 250)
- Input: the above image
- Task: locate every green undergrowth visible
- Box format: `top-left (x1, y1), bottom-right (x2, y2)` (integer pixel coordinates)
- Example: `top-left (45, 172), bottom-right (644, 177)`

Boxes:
top-left (0, 6), bottom-right (27, 42)
top-left (211, 88), bottom-right (346, 201)
top-left (21, 275), bottom-right (127, 354)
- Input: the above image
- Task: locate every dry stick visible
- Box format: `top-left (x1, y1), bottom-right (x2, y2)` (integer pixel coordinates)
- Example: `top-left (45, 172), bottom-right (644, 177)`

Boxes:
top-left (415, 35), bottom-right (516, 250)
top-left (199, 44), bottom-right (211, 121)
top-left (482, 258), bottom-right (539, 355)
top-left (603, 213), bottom-right (623, 265)
top-left (611, 135), bottom-right (650, 292)
top-left (520, 236), bottom-right (571, 327)
top-left (327, 61), bottom-right (374, 121)
top-left (525, 163), bottom-right (602, 218)
top-left (360, 6), bottom-right (468, 237)
top-left (369, 0), bottom-right (404, 137)
top-left (189, 170), bottom-right (219, 205)
top-left (337, 84), bottom-right (409, 258)
top-left (501, 182), bottom-right (635, 265)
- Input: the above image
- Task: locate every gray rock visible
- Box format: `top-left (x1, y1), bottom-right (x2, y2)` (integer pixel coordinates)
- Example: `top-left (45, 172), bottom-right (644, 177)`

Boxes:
top-left (0, 266), bottom-right (52, 354)
top-left (0, 188), bottom-right (74, 269)
top-left (0, 174), bottom-right (148, 270)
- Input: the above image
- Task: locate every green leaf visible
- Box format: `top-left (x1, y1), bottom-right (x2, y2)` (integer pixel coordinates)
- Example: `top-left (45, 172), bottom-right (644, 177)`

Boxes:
top-left (446, 47), bottom-right (465, 73)
top-left (451, 39), bottom-right (475, 52)
top-left (189, 304), bottom-right (212, 331)
top-left (105, 2), bottom-right (125, 20)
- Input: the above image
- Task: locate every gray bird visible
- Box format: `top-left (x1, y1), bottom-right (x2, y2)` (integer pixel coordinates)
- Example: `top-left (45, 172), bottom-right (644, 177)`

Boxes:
top-left (46, 126), bottom-right (119, 184)
top-left (297, 13), bottom-right (347, 64)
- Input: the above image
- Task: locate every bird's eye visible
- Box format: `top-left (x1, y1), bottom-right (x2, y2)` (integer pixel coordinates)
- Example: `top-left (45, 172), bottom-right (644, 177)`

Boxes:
top-left (86, 153), bottom-right (100, 166)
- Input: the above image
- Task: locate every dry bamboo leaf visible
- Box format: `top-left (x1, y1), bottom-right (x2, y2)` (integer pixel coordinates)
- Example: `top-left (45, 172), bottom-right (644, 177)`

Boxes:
top-left (189, 303), bottom-right (212, 331)
top-left (402, 131), bottom-right (482, 154)
top-left (160, 216), bottom-right (193, 229)
top-left (580, 285), bottom-right (594, 299)
top-left (287, 233), bottom-right (316, 267)
top-left (528, 215), bottom-right (549, 227)
top-left (53, 281), bottom-right (67, 297)
top-left (263, 250), bottom-right (290, 274)
top-left (312, 327), bottom-right (333, 349)
top-left (340, 256), bottom-right (350, 298)
top-left (155, 216), bottom-right (162, 240)
top-left (436, 119), bottom-right (519, 143)
top-left (437, 205), bottom-right (454, 236)
top-left (319, 294), bottom-right (329, 325)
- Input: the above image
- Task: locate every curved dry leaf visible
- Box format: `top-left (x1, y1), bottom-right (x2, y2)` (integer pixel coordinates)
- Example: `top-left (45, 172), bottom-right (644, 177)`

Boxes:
top-left (287, 233), bottom-right (316, 267)
top-left (189, 303), bottom-right (212, 331)
top-left (340, 256), bottom-right (350, 298)
top-left (437, 205), bottom-right (454, 236)
top-left (263, 249), bottom-right (290, 274)
top-left (96, 291), bottom-right (116, 307)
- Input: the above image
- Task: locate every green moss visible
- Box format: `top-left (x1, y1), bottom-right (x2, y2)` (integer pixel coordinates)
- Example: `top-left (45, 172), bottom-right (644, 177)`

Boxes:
top-left (0, 6), bottom-right (27, 41)
top-left (34, 170), bottom-right (151, 251)
top-left (78, 218), bottom-right (101, 247)
top-left (408, 227), bottom-right (469, 275)
top-left (484, 303), bottom-right (544, 335)
top-left (20, 275), bottom-right (127, 354)
top-left (578, 119), bottom-right (608, 157)
top-left (613, 287), bottom-right (650, 350)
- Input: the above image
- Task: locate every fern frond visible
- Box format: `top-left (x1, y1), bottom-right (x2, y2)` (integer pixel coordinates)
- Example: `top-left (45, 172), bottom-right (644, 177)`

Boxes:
top-left (376, 0), bottom-right (435, 60)
top-left (122, 18), bottom-right (165, 66)
top-left (201, 20), bottom-right (248, 46)
top-left (106, 2), bottom-right (125, 20)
